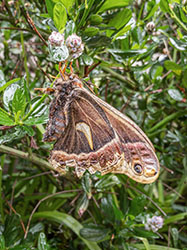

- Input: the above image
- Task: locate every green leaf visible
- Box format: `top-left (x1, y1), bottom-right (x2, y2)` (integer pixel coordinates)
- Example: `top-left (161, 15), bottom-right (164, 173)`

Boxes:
top-left (45, 0), bottom-right (54, 18)
top-left (84, 27), bottom-right (99, 37)
top-left (12, 88), bottom-right (26, 116)
top-left (49, 45), bottom-right (69, 62)
top-left (160, 0), bottom-right (169, 13)
top-left (133, 228), bottom-right (158, 239)
top-left (81, 54), bottom-right (94, 66)
top-left (169, 37), bottom-right (187, 51)
top-left (57, 0), bottom-right (75, 13)
top-left (112, 24), bottom-right (131, 41)
top-left (4, 214), bottom-right (23, 247)
top-left (164, 61), bottom-right (182, 75)
top-left (108, 48), bottom-right (148, 62)
top-left (168, 89), bottom-right (183, 101)
top-left (0, 235), bottom-right (5, 250)
top-left (0, 126), bottom-right (26, 144)
top-left (148, 111), bottom-right (187, 133)
top-left (80, 224), bottom-right (110, 242)
top-left (131, 243), bottom-right (180, 250)
top-left (53, 2), bottom-right (67, 31)
top-left (0, 78), bottom-right (20, 92)
top-left (98, 0), bottom-right (130, 13)
top-left (171, 228), bottom-right (179, 248)
top-left (81, 172), bottom-right (92, 199)
top-left (119, 186), bottom-right (129, 215)
top-left (86, 35), bottom-right (111, 48)
top-left (76, 193), bottom-right (89, 217)
top-left (101, 194), bottom-right (123, 222)
top-left (164, 212), bottom-right (187, 225)
top-left (65, 20), bottom-right (76, 38)
top-left (33, 211), bottom-right (101, 250)
top-left (77, 0), bottom-right (96, 30)
top-left (89, 14), bottom-right (103, 25)
top-left (129, 195), bottom-right (146, 216)
top-left (107, 8), bottom-right (132, 37)
top-left (182, 69), bottom-right (187, 88)
top-left (24, 114), bottom-right (48, 125)
top-left (179, 8), bottom-right (187, 23)
top-left (95, 175), bottom-right (120, 191)
top-left (22, 125), bottom-right (35, 136)
top-left (137, 237), bottom-right (151, 250)
top-left (38, 232), bottom-right (49, 250)
top-left (144, 4), bottom-right (159, 21)
top-left (0, 108), bottom-right (14, 126)
top-left (27, 96), bottom-right (49, 118)
top-left (3, 83), bottom-right (20, 111)
top-left (9, 245), bottom-right (35, 250)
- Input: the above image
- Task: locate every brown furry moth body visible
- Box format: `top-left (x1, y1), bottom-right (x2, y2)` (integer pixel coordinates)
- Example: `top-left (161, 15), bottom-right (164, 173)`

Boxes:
top-left (43, 74), bottom-right (160, 184)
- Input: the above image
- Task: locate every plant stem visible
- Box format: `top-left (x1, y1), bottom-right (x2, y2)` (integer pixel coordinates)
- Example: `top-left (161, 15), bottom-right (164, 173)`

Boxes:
top-left (20, 31), bottom-right (29, 86)
top-left (77, 0), bottom-right (95, 30)
top-left (0, 145), bottom-right (53, 171)
top-left (148, 110), bottom-right (187, 133)
top-left (0, 155), bottom-right (5, 223)
top-left (101, 66), bottom-right (136, 88)
top-left (169, 6), bottom-right (187, 32)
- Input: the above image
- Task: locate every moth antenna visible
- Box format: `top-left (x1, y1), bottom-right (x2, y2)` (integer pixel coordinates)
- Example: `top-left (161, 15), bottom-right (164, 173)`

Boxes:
top-left (82, 80), bottom-right (96, 95)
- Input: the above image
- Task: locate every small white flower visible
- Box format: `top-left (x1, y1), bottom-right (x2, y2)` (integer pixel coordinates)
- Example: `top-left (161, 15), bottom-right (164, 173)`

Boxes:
top-left (48, 31), bottom-right (64, 47)
top-left (144, 215), bottom-right (164, 232)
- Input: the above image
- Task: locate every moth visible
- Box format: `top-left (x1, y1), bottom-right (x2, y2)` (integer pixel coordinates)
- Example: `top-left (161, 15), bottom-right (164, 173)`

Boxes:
top-left (43, 74), bottom-right (160, 184)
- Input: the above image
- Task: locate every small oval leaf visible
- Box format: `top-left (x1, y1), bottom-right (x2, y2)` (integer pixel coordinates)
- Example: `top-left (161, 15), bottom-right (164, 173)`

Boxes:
top-left (168, 89), bottom-right (183, 101)
top-left (80, 224), bottom-right (110, 242)
top-left (53, 2), bottom-right (67, 31)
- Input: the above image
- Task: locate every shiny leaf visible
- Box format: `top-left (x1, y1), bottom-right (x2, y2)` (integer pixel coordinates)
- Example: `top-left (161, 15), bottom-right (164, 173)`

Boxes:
top-left (53, 2), bottom-right (67, 31)
top-left (168, 89), bottom-right (183, 101)
top-left (129, 195), bottom-right (146, 216)
top-left (38, 232), bottom-right (49, 250)
top-left (98, 0), bottom-right (130, 13)
top-left (33, 211), bottom-right (101, 250)
top-left (12, 88), bottom-right (26, 116)
top-left (0, 108), bottom-right (14, 126)
top-left (107, 8), bottom-right (132, 37)
top-left (80, 224), bottom-right (110, 242)
top-left (0, 78), bottom-right (20, 93)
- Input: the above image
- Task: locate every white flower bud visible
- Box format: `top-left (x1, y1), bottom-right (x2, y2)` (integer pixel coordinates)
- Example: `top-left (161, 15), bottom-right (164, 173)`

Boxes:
top-left (48, 31), bottom-right (64, 47)
top-left (66, 34), bottom-right (84, 59)
top-left (146, 22), bottom-right (155, 32)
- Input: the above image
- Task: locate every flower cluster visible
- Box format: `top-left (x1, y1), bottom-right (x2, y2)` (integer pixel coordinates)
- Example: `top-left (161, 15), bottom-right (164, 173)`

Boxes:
top-left (48, 32), bottom-right (84, 62)
top-left (144, 215), bottom-right (164, 232)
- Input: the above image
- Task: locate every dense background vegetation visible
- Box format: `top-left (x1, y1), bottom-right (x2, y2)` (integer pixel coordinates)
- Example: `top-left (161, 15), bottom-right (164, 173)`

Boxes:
top-left (0, 0), bottom-right (187, 249)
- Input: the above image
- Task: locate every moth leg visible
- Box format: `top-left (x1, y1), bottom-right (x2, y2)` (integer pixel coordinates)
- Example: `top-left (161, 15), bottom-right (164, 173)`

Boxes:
top-left (59, 61), bottom-right (68, 79)
top-left (69, 61), bottom-right (73, 74)
top-left (34, 87), bottom-right (55, 94)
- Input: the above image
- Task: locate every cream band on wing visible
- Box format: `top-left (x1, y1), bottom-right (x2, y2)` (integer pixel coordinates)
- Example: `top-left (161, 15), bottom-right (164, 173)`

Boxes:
top-left (76, 122), bottom-right (93, 150)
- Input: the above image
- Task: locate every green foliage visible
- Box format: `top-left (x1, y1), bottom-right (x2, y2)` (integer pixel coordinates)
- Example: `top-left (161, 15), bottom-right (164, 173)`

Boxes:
top-left (0, 0), bottom-right (187, 249)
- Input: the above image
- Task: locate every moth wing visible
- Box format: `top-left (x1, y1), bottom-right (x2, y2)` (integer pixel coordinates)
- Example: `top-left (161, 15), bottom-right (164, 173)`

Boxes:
top-left (50, 87), bottom-right (159, 183)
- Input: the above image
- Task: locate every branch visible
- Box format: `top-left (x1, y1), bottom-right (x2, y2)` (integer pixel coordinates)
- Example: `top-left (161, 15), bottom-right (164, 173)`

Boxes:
top-left (0, 144), bottom-right (53, 170)
top-left (101, 66), bottom-right (136, 89)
